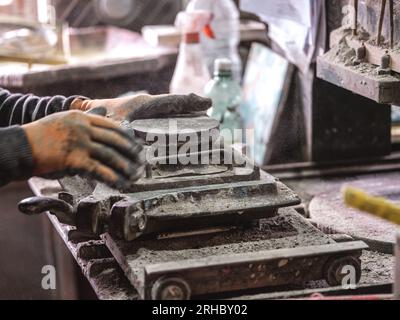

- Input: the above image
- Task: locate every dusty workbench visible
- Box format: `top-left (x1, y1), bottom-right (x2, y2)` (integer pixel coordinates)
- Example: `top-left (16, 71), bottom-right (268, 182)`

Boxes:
top-left (27, 172), bottom-right (395, 300)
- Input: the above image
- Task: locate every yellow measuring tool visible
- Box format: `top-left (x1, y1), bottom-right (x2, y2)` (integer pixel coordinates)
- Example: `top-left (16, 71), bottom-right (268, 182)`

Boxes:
top-left (343, 186), bottom-right (400, 226)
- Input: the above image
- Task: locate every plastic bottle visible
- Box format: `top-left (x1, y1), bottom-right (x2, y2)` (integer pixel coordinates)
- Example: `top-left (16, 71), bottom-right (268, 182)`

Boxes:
top-left (186, 0), bottom-right (242, 81)
top-left (204, 58), bottom-right (243, 145)
top-left (170, 10), bottom-right (213, 96)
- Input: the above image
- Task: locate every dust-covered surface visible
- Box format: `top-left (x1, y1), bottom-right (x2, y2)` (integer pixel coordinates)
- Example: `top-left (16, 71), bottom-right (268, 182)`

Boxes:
top-left (285, 173), bottom-right (398, 293)
top-left (91, 267), bottom-right (138, 300)
top-left (93, 247), bottom-right (395, 299)
top-left (325, 25), bottom-right (400, 82)
top-left (107, 208), bottom-right (335, 289)
top-left (30, 173), bottom-right (397, 299)
top-left (325, 38), bottom-right (357, 65)
top-left (359, 251), bottom-right (394, 285)
top-left (324, 38), bottom-right (400, 81)
top-left (133, 181), bottom-right (292, 219)
top-left (130, 116), bottom-right (219, 138)
top-left (29, 177), bottom-right (138, 300)
top-left (309, 175), bottom-right (400, 250)
top-left (351, 62), bottom-right (400, 81)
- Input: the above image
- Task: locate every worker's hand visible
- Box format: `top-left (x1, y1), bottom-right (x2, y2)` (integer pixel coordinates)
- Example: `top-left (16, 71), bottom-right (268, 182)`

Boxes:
top-left (71, 93), bottom-right (212, 122)
top-left (22, 110), bottom-right (145, 189)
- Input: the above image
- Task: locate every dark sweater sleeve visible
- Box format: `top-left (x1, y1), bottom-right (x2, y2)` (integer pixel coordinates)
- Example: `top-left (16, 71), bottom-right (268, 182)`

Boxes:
top-left (0, 88), bottom-right (86, 127)
top-left (0, 88), bottom-right (88, 186)
top-left (0, 126), bottom-right (34, 186)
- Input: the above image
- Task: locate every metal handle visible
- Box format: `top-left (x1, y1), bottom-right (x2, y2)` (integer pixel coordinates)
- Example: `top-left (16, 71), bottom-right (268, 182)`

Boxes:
top-left (18, 196), bottom-right (75, 226)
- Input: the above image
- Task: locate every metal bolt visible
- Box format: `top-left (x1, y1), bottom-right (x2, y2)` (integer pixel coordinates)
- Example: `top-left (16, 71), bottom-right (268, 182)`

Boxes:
top-left (151, 277), bottom-right (191, 300)
top-left (354, 45), bottom-right (366, 65)
top-left (381, 53), bottom-right (391, 69)
top-left (377, 53), bottom-right (392, 75)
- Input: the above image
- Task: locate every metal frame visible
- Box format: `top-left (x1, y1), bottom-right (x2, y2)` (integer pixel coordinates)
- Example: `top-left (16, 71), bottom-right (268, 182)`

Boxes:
top-left (395, 232), bottom-right (400, 300)
top-left (143, 242), bottom-right (367, 300)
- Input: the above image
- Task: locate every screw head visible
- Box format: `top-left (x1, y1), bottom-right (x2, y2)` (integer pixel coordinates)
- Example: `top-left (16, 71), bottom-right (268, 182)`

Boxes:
top-left (151, 277), bottom-right (191, 300)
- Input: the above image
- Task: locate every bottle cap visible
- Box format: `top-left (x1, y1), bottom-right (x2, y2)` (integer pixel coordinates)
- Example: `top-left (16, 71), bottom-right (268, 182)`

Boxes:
top-left (214, 58), bottom-right (232, 73)
top-left (175, 10), bottom-right (214, 43)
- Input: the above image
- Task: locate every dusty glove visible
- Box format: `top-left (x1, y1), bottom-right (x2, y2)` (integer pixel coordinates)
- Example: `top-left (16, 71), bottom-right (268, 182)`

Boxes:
top-left (22, 110), bottom-right (144, 189)
top-left (70, 93), bottom-right (212, 122)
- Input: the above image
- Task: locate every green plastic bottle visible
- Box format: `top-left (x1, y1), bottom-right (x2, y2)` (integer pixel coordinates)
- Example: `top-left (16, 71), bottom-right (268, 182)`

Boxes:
top-left (204, 58), bottom-right (243, 145)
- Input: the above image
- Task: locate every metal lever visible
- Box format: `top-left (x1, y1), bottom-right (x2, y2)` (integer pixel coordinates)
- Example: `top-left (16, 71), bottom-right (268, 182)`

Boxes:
top-left (18, 196), bottom-right (75, 226)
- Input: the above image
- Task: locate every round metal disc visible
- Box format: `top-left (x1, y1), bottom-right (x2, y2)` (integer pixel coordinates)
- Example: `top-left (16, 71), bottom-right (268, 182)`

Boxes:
top-left (130, 116), bottom-right (220, 142)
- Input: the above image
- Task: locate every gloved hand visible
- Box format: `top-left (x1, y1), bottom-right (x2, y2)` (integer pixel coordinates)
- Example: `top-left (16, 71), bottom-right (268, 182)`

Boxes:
top-left (22, 110), bottom-right (144, 189)
top-left (71, 93), bottom-right (212, 122)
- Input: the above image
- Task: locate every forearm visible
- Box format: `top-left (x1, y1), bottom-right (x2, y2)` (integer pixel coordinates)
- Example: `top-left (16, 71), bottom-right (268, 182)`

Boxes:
top-left (0, 126), bottom-right (33, 187)
top-left (0, 88), bottom-right (87, 127)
